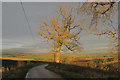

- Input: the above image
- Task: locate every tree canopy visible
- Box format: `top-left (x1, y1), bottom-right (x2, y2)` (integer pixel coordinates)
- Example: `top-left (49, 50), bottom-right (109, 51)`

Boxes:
top-left (36, 5), bottom-right (83, 62)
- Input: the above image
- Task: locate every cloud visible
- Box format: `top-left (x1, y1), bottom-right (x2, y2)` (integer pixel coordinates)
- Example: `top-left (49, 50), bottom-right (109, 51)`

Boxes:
top-left (2, 47), bottom-right (52, 53)
top-left (86, 47), bottom-right (112, 51)
top-left (2, 48), bottom-right (33, 53)
top-left (2, 39), bottom-right (24, 49)
top-left (2, 38), bottom-right (54, 53)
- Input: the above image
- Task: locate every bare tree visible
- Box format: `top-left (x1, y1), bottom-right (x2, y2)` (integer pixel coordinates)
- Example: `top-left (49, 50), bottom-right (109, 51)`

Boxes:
top-left (36, 5), bottom-right (83, 63)
top-left (77, 1), bottom-right (119, 52)
top-left (77, 1), bottom-right (119, 39)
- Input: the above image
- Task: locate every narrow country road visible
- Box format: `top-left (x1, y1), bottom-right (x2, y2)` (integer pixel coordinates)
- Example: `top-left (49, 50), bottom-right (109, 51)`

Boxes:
top-left (25, 64), bottom-right (63, 79)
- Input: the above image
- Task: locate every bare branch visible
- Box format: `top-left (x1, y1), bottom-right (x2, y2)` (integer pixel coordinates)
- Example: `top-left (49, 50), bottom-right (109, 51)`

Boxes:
top-left (83, 25), bottom-right (120, 39)
top-left (37, 4), bottom-right (83, 56)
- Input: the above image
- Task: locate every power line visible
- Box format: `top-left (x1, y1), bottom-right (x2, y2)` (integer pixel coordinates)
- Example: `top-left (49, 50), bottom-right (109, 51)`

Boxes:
top-left (20, 2), bottom-right (36, 43)
top-left (20, 1), bottom-right (37, 54)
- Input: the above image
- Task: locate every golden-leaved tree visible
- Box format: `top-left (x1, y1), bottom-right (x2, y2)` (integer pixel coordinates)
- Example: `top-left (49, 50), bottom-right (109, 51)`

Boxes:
top-left (36, 5), bottom-right (83, 63)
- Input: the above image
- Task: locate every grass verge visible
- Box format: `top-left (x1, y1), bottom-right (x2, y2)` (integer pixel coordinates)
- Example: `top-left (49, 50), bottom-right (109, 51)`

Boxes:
top-left (46, 62), bottom-right (119, 78)
top-left (46, 66), bottom-right (85, 78)
top-left (2, 62), bottom-right (43, 78)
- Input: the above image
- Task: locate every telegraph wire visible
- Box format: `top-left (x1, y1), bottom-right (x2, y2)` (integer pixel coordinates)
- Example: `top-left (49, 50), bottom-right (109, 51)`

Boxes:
top-left (20, 1), bottom-right (38, 54)
top-left (20, 2), bottom-right (36, 43)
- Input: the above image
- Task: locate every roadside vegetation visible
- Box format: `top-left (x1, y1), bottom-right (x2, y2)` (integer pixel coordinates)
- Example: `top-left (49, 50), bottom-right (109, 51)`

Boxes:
top-left (2, 61), bottom-right (43, 78)
top-left (46, 62), bottom-right (119, 79)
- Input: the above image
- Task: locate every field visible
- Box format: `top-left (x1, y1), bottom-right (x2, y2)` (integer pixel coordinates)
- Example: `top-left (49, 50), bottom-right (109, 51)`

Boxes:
top-left (1, 52), bottom-right (119, 72)
top-left (1, 53), bottom-right (54, 61)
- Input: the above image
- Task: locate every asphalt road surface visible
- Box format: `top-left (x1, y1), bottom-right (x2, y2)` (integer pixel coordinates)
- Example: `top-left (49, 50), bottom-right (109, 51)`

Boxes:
top-left (25, 64), bottom-right (63, 79)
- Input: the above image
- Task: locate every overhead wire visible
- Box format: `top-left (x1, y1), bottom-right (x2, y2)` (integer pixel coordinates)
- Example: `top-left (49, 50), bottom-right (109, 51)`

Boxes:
top-left (20, 1), bottom-right (38, 55)
top-left (20, 2), bottom-right (36, 43)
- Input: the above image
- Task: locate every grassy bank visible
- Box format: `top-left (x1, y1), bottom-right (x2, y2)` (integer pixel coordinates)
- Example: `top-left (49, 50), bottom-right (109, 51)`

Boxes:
top-left (2, 62), bottom-right (43, 78)
top-left (46, 63), bottom-right (119, 79)
top-left (46, 66), bottom-right (85, 78)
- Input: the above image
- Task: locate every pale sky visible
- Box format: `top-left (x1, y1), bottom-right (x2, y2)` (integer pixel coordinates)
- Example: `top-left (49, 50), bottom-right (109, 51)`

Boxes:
top-left (2, 2), bottom-right (118, 54)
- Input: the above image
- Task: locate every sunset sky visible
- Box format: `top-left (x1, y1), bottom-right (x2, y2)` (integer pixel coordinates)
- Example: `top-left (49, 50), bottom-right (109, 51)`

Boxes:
top-left (2, 2), bottom-right (118, 54)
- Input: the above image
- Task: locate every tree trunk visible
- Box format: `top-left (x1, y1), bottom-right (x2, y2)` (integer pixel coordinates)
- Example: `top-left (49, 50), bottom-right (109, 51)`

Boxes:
top-left (55, 45), bottom-right (61, 63)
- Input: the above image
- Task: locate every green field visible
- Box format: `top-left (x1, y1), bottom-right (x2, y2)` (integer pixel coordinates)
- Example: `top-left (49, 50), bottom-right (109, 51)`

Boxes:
top-left (2, 52), bottom-right (118, 61)
top-left (2, 53), bottom-right (54, 61)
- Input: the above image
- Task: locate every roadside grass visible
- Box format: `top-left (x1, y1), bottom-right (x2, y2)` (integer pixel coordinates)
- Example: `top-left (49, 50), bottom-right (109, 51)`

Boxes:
top-left (46, 66), bottom-right (85, 78)
top-left (2, 62), bottom-right (43, 78)
top-left (46, 62), bottom-right (119, 78)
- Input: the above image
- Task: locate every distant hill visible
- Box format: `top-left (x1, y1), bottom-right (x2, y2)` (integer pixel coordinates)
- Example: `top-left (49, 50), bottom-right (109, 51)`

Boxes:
top-left (2, 52), bottom-right (55, 61)
top-left (1, 52), bottom-right (118, 62)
